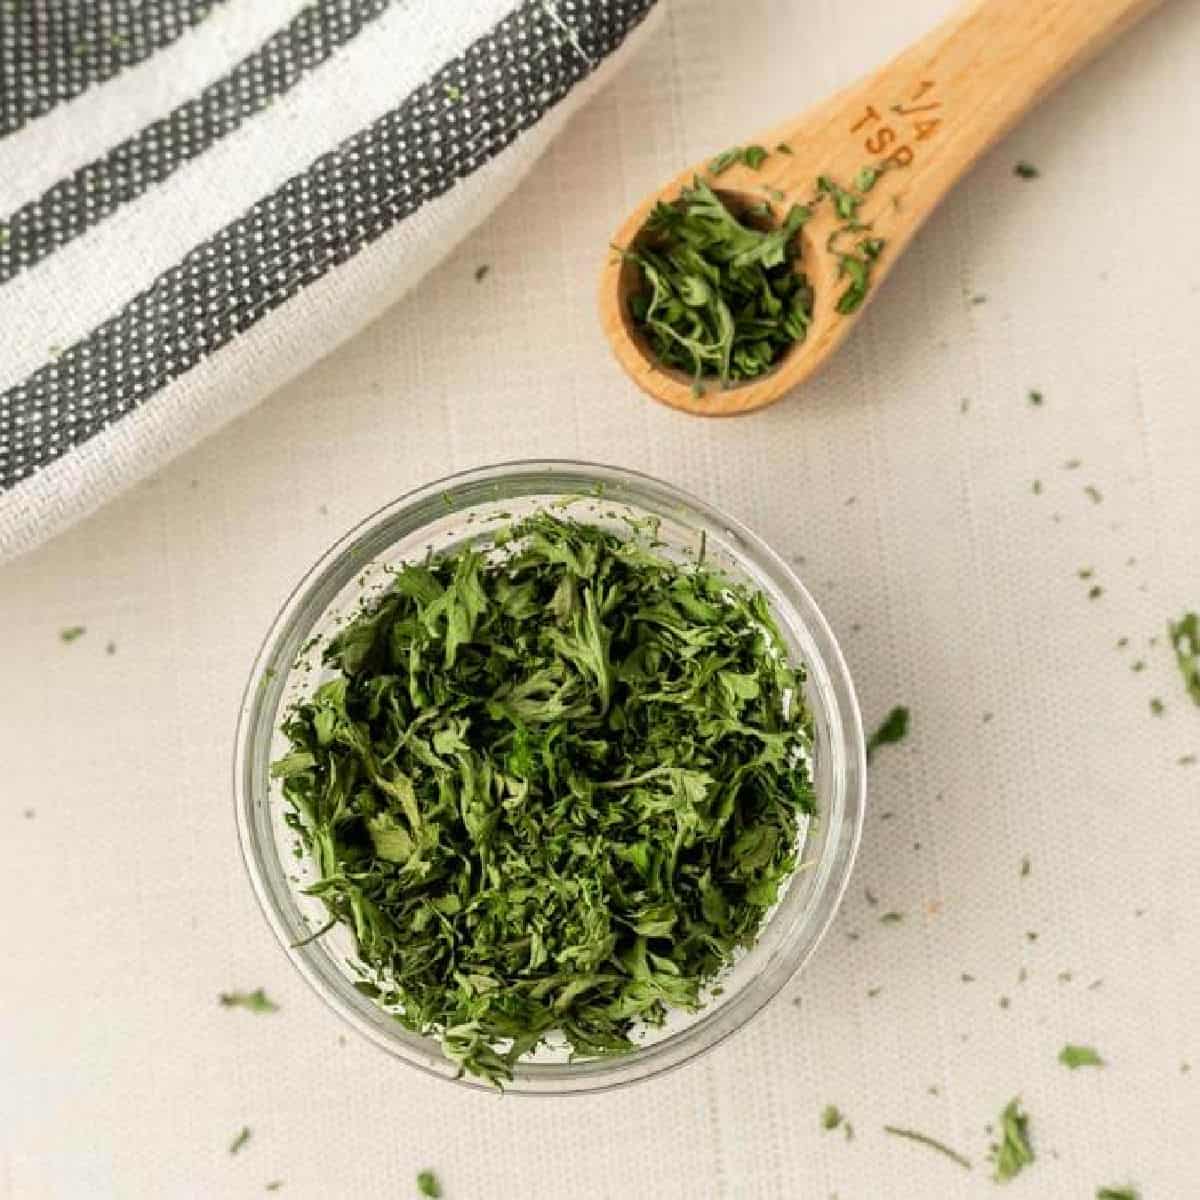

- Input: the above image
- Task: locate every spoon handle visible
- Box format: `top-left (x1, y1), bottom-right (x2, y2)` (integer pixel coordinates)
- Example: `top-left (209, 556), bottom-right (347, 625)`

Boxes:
top-left (769, 0), bottom-right (1165, 244)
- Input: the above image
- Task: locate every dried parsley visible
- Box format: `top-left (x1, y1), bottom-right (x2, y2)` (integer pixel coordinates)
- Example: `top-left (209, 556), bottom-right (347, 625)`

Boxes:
top-left (219, 988), bottom-right (278, 1013)
top-left (416, 1171), bottom-right (442, 1198)
top-left (623, 180), bottom-right (813, 386)
top-left (275, 512), bottom-right (815, 1086)
top-left (866, 705), bottom-right (909, 762)
top-left (1028, 390), bottom-right (1043, 406)
top-left (229, 1127), bottom-right (251, 1155)
top-left (882, 1125), bottom-right (972, 1171)
top-left (708, 145), bottom-right (770, 174)
top-left (1169, 612), bottom-right (1200, 704)
top-left (1096, 1188), bottom-right (1139, 1200)
top-left (989, 1098), bottom-right (1034, 1182)
top-left (59, 625), bottom-right (86, 643)
top-left (821, 1104), bottom-right (843, 1130)
top-left (1059, 1043), bottom-right (1104, 1069)
top-left (1014, 161), bottom-right (1039, 179)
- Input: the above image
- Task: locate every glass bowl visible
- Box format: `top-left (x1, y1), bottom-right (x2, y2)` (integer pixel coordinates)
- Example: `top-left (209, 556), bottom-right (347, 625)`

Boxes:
top-left (234, 461), bottom-right (865, 1095)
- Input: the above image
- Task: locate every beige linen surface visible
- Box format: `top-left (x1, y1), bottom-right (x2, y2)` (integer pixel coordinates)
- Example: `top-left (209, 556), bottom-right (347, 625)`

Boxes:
top-left (2, 0), bottom-right (1198, 1196)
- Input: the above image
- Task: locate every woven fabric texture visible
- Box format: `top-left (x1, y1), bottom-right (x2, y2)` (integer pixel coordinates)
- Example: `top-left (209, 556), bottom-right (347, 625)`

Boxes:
top-left (0, 0), bottom-right (660, 560)
top-left (1, 0), bottom-right (1199, 1197)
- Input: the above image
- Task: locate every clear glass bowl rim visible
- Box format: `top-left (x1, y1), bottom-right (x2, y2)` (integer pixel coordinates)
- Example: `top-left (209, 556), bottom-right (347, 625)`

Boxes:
top-left (234, 459), bottom-right (866, 1096)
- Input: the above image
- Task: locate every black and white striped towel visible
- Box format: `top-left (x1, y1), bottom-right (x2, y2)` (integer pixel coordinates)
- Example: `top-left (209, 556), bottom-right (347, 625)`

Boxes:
top-left (0, 0), bottom-right (659, 562)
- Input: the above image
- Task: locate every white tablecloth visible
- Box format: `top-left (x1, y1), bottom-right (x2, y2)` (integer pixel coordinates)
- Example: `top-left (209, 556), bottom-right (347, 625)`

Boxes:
top-left (2, 1), bottom-right (1198, 1196)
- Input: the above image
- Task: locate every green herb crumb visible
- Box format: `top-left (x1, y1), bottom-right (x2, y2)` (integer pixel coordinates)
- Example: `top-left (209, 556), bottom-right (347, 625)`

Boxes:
top-left (1014, 162), bottom-right (1039, 179)
top-left (1084, 485), bottom-right (1103, 505)
top-left (1168, 613), bottom-right (1200, 705)
top-left (219, 989), bottom-right (278, 1014)
top-left (742, 144), bottom-right (768, 170)
top-left (1096, 1188), bottom-right (1139, 1200)
top-left (417, 1171), bottom-right (442, 1198)
top-left (866, 706), bottom-right (909, 762)
top-left (229, 1127), bottom-right (251, 1155)
top-left (1028, 390), bottom-right (1043, 406)
top-left (59, 626), bottom-right (86, 643)
top-left (821, 1104), bottom-right (842, 1130)
top-left (1059, 1043), bottom-right (1104, 1069)
top-left (1150, 698), bottom-right (1164, 715)
top-left (474, 265), bottom-right (489, 282)
top-left (989, 1098), bottom-right (1034, 1182)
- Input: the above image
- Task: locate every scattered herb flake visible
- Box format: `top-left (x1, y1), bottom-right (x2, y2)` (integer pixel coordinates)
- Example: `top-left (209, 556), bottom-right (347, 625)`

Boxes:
top-left (1064, 459), bottom-right (1082, 470)
top-left (883, 1125), bottom-right (972, 1171)
top-left (1020, 856), bottom-right (1031, 878)
top-left (742, 144), bottom-right (768, 170)
top-left (775, 142), bottom-right (793, 155)
top-left (1014, 161), bottom-right (1039, 179)
top-left (59, 626), bottom-right (86, 643)
top-left (443, 83), bottom-right (462, 102)
top-left (1096, 1188), bottom-right (1139, 1200)
top-left (1083, 485), bottom-right (1103, 505)
top-left (1028, 390), bottom-right (1043, 406)
top-left (1132, 660), bottom-right (1146, 673)
top-left (1168, 613), bottom-right (1200, 705)
top-left (474, 265), bottom-right (490, 282)
top-left (708, 146), bottom-right (744, 175)
top-left (1059, 1043), bottom-right (1104, 1069)
top-left (219, 989), bottom-right (279, 1014)
top-left (879, 911), bottom-right (904, 925)
top-left (229, 1127), bottom-right (251, 1155)
top-left (822, 1104), bottom-right (843, 1130)
top-left (273, 512), bottom-right (815, 1086)
top-left (1078, 567), bottom-right (1094, 579)
top-left (265, 1184), bottom-right (283, 1193)
top-left (417, 1171), bottom-right (442, 1198)
top-left (866, 706), bottom-right (909, 762)
top-left (1088, 585), bottom-right (1103, 601)
top-left (855, 166), bottom-right (879, 192)
top-left (989, 1098), bottom-right (1033, 1182)
top-left (1150, 697), bottom-right (1164, 715)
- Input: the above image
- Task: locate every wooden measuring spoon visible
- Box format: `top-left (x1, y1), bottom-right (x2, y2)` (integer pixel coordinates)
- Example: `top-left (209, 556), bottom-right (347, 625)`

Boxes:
top-left (599, 0), bottom-right (1164, 417)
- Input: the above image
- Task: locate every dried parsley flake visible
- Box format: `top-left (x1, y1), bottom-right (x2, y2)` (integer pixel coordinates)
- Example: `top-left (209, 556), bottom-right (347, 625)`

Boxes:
top-left (1059, 1043), bottom-right (1104, 1069)
top-left (989, 1098), bottom-right (1034, 1182)
top-left (1169, 612), bottom-right (1200, 705)
top-left (219, 989), bottom-right (278, 1014)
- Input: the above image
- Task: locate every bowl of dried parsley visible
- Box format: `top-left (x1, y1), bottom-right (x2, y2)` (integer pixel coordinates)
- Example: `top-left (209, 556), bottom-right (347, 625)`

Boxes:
top-left (235, 462), bottom-right (865, 1093)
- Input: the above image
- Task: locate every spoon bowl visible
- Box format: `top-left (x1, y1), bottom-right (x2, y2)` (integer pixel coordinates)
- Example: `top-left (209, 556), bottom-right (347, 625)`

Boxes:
top-left (599, 0), bottom-right (1163, 417)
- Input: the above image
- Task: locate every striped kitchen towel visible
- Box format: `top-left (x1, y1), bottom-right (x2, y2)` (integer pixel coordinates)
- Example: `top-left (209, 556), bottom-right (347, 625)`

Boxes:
top-left (0, 0), bottom-right (659, 563)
